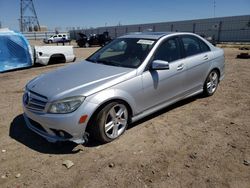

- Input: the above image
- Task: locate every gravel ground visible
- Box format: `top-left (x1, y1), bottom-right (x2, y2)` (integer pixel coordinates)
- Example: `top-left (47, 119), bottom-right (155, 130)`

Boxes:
top-left (0, 41), bottom-right (249, 188)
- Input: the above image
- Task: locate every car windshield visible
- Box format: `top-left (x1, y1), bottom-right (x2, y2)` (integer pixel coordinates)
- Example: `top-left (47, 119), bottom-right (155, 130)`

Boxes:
top-left (86, 38), bottom-right (156, 68)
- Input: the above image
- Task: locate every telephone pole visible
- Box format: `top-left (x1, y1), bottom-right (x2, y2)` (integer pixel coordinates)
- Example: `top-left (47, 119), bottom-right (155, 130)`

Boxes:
top-left (213, 0), bottom-right (216, 18)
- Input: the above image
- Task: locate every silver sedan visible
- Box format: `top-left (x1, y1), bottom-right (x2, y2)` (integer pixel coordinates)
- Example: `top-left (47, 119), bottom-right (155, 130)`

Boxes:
top-left (23, 32), bottom-right (225, 144)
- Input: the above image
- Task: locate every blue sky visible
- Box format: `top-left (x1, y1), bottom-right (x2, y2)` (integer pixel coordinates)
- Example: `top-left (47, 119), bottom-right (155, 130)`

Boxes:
top-left (0, 0), bottom-right (249, 31)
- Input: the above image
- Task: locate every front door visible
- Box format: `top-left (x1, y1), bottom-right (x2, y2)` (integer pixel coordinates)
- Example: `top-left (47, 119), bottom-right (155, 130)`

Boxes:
top-left (139, 37), bottom-right (186, 111)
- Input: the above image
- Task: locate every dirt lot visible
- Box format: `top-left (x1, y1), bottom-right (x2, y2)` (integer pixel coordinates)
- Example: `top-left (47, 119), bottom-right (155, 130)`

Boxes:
top-left (0, 41), bottom-right (249, 188)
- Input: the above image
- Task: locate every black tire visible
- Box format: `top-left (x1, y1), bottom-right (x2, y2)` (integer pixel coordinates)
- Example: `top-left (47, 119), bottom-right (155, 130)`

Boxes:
top-left (48, 40), bottom-right (52, 44)
top-left (78, 43), bottom-right (84, 47)
top-left (85, 42), bottom-right (90, 48)
top-left (77, 40), bottom-right (84, 47)
top-left (203, 70), bottom-right (219, 97)
top-left (91, 102), bottom-right (129, 143)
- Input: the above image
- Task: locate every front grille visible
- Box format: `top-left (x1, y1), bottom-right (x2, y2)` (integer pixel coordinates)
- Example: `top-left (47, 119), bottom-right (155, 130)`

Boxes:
top-left (24, 90), bottom-right (48, 112)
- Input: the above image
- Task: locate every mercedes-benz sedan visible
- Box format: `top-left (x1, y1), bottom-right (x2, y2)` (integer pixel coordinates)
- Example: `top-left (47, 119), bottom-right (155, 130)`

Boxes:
top-left (23, 32), bottom-right (225, 144)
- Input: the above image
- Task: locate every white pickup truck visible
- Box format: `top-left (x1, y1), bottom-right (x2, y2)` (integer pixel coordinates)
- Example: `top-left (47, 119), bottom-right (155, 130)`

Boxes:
top-left (34, 46), bottom-right (76, 65)
top-left (0, 28), bottom-right (76, 72)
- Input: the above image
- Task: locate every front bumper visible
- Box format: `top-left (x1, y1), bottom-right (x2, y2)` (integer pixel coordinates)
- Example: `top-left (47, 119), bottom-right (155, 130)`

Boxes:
top-left (23, 113), bottom-right (77, 143)
top-left (23, 101), bottom-right (98, 144)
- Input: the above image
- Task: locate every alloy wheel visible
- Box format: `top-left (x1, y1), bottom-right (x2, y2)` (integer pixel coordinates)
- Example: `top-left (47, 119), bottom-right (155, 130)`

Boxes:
top-left (104, 104), bottom-right (128, 139)
top-left (206, 71), bottom-right (219, 94)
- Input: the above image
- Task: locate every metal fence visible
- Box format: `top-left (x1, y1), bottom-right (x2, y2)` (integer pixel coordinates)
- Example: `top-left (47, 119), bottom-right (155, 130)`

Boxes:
top-left (22, 31), bottom-right (69, 40)
top-left (69, 15), bottom-right (250, 43)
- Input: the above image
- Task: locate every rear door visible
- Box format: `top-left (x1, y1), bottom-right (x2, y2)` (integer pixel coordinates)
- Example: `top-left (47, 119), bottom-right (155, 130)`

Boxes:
top-left (180, 35), bottom-right (213, 94)
top-left (57, 35), bottom-right (62, 42)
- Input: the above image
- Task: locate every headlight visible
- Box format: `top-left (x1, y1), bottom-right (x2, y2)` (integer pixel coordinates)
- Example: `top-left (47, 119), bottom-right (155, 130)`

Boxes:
top-left (48, 96), bottom-right (85, 114)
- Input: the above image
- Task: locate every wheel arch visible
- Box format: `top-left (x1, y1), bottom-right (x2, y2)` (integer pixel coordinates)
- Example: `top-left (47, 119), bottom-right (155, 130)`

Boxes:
top-left (208, 67), bottom-right (221, 82)
top-left (203, 66), bottom-right (221, 84)
top-left (85, 98), bottom-right (133, 134)
top-left (48, 53), bottom-right (66, 64)
top-left (212, 68), bottom-right (220, 78)
top-left (203, 67), bottom-right (220, 97)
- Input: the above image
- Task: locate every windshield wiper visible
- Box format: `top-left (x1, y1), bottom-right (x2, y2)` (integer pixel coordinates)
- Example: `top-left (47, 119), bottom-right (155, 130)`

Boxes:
top-left (96, 60), bottom-right (110, 64)
top-left (86, 58), bottom-right (115, 65)
top-left (86, 58), bottom-right (96, 63)
top-left (87, 58), bottom-right (124, 67)
top-left (96, 60), bottom-right (121, 67)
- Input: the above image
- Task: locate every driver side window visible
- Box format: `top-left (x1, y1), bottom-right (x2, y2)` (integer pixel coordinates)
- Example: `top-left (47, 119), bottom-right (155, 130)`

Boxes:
top-left (153, 38), bottom-right (181, 63)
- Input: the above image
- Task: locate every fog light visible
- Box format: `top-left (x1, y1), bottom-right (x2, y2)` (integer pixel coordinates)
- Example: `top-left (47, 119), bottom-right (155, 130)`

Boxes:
top-left (79, 115), bottom-right (88, 124)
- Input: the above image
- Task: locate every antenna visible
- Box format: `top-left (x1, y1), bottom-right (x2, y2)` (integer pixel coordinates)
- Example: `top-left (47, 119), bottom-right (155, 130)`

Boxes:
top-left (20, 0), bottom-right (40, 32)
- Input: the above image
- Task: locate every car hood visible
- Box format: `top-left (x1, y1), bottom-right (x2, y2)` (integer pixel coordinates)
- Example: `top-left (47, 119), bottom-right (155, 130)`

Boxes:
top-left (27, 61), bottom-right (135, 101)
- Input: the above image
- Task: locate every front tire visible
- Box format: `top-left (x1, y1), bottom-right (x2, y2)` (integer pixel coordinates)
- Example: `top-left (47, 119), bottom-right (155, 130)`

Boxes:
top-left (203, 70), bottom-right (219, 96)
top-left (93, 102), bottom-right (129, 143)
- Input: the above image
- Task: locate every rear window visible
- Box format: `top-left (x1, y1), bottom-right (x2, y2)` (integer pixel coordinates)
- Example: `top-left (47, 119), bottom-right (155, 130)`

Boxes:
top-left (199, 40), bottom-right (210, 52)
top-left (181, 35), bottom-right (210, 57)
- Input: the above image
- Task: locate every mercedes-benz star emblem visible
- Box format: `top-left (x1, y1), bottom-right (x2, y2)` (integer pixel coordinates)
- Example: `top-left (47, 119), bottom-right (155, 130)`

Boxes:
top-left (24, 92), bottom-right (30, 105)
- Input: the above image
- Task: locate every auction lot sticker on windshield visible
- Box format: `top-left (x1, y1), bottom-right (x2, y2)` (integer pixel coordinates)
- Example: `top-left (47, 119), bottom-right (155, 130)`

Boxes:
top-left (137, 39), bottom-right (154, 45)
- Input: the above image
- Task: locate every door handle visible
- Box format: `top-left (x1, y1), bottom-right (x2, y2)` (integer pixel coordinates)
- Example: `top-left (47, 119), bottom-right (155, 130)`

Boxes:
top-left (203, 55), bottom-right (209, 60)
top-left (177, 64), bottom-right (184, 71)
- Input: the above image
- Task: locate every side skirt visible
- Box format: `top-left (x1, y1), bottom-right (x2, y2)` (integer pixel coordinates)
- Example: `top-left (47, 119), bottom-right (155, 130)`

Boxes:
top-left (131, 89), bottom-right (203, 123)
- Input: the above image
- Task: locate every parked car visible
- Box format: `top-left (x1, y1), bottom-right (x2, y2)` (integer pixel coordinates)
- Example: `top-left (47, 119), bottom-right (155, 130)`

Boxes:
top-left (205, 36), bottom-right (217, 46)
top-left (76, 31), bottom-right (111, 47)
top-left (43, 34), bottom-right (70, 44)
top-left (199, 34), bottom-right (217, 46)
top-left (23, 32), bottom-right (225, 144)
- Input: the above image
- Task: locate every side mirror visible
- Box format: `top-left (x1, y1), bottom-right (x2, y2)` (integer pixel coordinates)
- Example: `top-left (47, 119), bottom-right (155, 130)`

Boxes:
top-left (151, 60), bottom-right (169, 70)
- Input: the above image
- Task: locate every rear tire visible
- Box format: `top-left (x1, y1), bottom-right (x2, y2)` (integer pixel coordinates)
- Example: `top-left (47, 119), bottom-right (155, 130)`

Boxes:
top-left (203, 70), bottom-right (219, 96)
top-left (92, 102), bottom-right (129, 143)
top-left (77, 40), bottom-right (84, 47)
top-left (85, 42), bottom-right (90, 48)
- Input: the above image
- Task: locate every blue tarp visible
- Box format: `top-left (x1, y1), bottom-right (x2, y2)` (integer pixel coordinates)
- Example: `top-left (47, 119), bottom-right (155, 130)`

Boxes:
top-left (0, 29), bottom-right (33, 72)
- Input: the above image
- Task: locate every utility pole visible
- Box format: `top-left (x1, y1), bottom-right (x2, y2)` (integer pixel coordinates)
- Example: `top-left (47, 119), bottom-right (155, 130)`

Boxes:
top-left (20, 0), bottom-right (40, 32)
top-left (213, 0), bottom-right (216, 18)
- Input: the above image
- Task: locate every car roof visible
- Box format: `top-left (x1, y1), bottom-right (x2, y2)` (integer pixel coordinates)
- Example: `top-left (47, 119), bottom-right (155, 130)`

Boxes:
top-left (119, 32), bottom-right (202, 40)
top-left (119, 32), bottom-right (174, 40)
